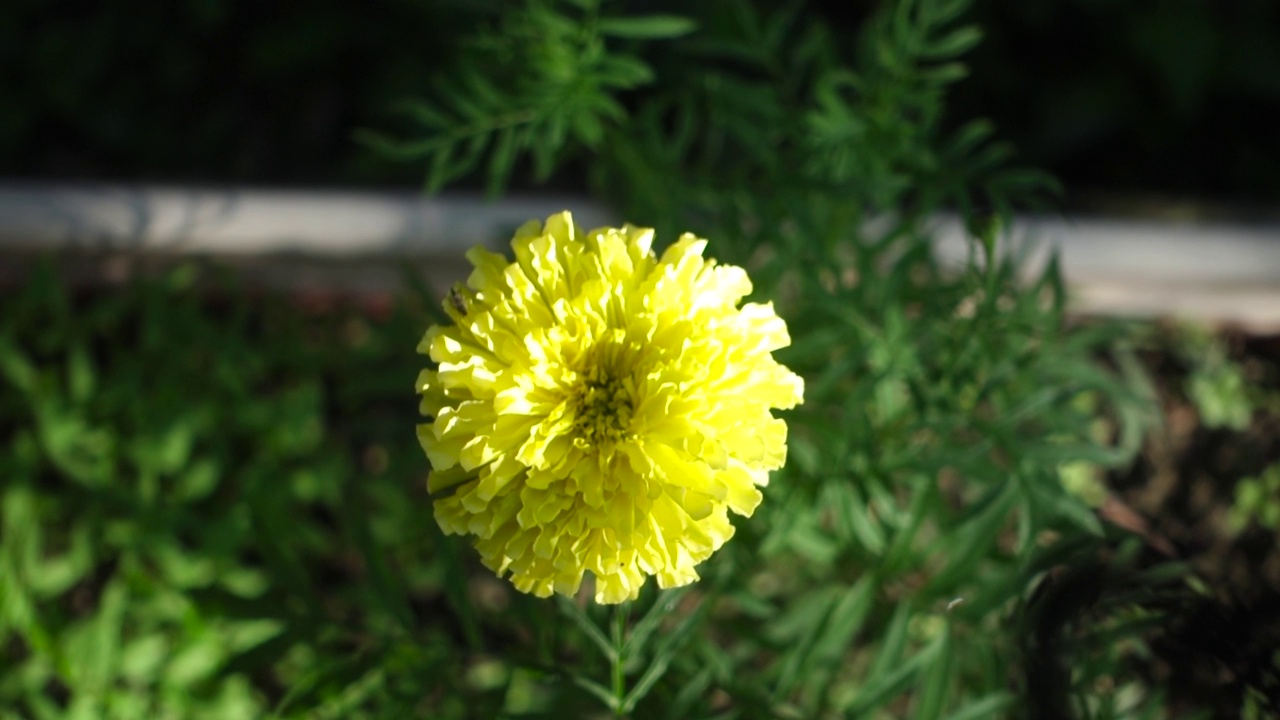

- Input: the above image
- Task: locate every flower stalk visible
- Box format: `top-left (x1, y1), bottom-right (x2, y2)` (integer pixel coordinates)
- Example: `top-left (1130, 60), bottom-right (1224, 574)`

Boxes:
top-left (611, 602), bottom-right (630, 718)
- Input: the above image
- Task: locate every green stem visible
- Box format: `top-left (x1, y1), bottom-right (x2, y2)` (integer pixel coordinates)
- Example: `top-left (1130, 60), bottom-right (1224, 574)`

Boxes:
top-left (611, 602), bottom-right (630, 718)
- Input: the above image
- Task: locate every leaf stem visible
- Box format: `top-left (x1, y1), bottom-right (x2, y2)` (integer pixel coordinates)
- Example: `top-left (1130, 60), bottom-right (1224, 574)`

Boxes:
top-left (612, 602), bottom-right (630, 718)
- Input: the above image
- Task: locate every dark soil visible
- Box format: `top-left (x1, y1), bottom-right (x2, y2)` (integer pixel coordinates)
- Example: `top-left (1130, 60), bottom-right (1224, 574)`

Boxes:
top-left (1042, 326), bottom-right (1280, 719)
top-left (1115, 329), bottom-right (1280, 593)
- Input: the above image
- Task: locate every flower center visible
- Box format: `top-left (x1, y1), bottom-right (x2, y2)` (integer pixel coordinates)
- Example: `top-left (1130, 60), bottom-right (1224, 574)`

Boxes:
top-left (572, 367), bottom-right (635, 445)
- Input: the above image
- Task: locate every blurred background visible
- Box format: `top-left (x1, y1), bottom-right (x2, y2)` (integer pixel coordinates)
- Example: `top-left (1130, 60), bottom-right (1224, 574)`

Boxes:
top-left (4, 3), bottom-right (1280, 718)
top-left (5, 0), bottom-right (1280, 210)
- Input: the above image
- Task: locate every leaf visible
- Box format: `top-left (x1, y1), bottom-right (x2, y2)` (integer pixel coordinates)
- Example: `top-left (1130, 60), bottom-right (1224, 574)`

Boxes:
top-left (881, 477), bottom-right (936, 574)
top-left (939, 692), bottom-right (1015, 720)
top-left (845, 631), bottom-right (945, 716)
top-left (429, 521), bottom-right (483, 651)
top-left (625, 586), bottom-right (689, 658)
top-left (245, 485), bottom-right (323, 622)
top-left (911, 624), bottom-right (953, 720)
top-left (38, 407), bottom-right (114, 487)
top-left (486, 126), bottom-right (519, 198)
top-left (668, 661), bottom-right (717, 719)
top-left (269, 645), bottom-right (390, 718)
top-left (0, 334), bottom-right (37, 395)
top-left (922, 25), bottom-right (983, 59)
top-left (81, 579), bottom-right (129, 692)
top-left (1022, 438), bottom-right (1129, 468)
top-left (132, 418), bottom-right (197, 476)
top-left (595, 55), bottom-right (656, 89)
top-left (0, 485), bottom-right (39, 635)
top-left (948, 119), bottom-right (995, 156)
top-left (789, 519), bottom-right (841, 565)
top-left (919, 62), bottom-right (969, 85)
top-left (866, 602), bottom-right (914, 682)
top-left (27, 525), bottom-right (93, 598)
top-left (925, 0), bottom-right (976, 26)
top-left (1025, 477), bottom-right (1104, 537)
top-left (557, 596), bottom-right (615, 662)
top-left (119, 634), bottom-right (170, 683)
top-left (923, 480), bottom-right (1018, 594)
top-left (769, 585), bottom-right (842, 698)
top-left (570, 105), bottom-right (607, 147)
top-left (337, 477), bottom-right (414, 633)
top-left (826, 481), bottom-right (885, 555)
top-left (787, 433), bottom-right (823, 478)
top-left (621, 596), bottom-right (708, 713)
top-left (598, 15), bottom-right (697, 40)
top-left (66, 343), bottom-right (95, 405)
top-left (569, 673), bottom-right (618, 712)
top-left (177, 458), bottom-right (220, 502)
top-left (808, 576), bottom-right (877, 670)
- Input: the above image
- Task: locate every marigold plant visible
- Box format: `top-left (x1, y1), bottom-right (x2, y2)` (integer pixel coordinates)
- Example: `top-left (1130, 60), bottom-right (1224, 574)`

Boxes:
top-left (417, 212), bottom-right (804, 603)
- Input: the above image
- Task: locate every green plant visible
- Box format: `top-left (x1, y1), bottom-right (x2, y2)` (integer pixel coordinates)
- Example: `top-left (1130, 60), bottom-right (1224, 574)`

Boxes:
top-left (0, 264), bottom-right (460, 718)
top-left (362, 0), bottom-right (1059, 231)
top-left (1175, 323), bottom-right (1254, 431)
top-left (5, 1), bottom-right (1224, 718)
top-left (1230, 463), bottom-right (1280, 532)
top-left (362, 1), bottom-right (1184, 718)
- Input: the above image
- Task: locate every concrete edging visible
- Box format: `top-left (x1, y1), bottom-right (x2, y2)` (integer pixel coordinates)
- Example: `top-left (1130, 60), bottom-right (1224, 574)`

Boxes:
top-left (2, 183), bottom-right (1279, 331)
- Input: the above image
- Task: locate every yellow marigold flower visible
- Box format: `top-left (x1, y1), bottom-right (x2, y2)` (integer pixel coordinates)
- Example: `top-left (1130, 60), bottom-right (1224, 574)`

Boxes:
top-left (417, 211), bottom-right (803, 604)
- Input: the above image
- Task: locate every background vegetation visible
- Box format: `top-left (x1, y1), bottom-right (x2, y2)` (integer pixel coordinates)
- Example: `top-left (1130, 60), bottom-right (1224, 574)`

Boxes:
top-left (5, 0), bottom-right (1280, 205)
top-left (3, 0), bottom-right (1278, 718)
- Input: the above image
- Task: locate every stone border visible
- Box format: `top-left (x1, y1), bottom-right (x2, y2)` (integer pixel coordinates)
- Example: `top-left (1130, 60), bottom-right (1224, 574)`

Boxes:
top-left (2, 183), bottom-right (1279, 330)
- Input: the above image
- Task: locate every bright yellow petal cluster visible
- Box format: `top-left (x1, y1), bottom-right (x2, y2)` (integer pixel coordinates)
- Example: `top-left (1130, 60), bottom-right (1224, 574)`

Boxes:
top-left (417, 212), bottom-right (803, 604)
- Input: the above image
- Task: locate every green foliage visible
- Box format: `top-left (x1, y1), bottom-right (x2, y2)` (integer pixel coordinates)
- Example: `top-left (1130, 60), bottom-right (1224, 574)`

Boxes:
top-left (1013, 537), bottom-right (1197, 720)
top-left (360, 1), bottom-right (1175, 717)
top-left (357, 0), bottom-right (685, 195)
top-left (364, 0), bottom-right (1058, 229)
top-left (0, 264), bottom-right (462, 718)
top-left (1174, 324), bottom-right (1255, 431)
top-left (732, 241), bottom-right (1159, 717)
top-left (7, 0), bottom-right (1279, 199)
top-left (1166, 322), bottom-right (1280, 544)
top-left (1230, 463), bottom-right (1280, 532)
top-left (1189, 365), bottom-right (1252, 431)
top-left (3, 1), bottom-right (1204, 718)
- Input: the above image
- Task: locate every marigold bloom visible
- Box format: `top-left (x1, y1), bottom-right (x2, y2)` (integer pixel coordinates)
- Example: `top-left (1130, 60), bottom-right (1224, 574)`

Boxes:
top-left (417, 212), bottom-right (803, 603)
